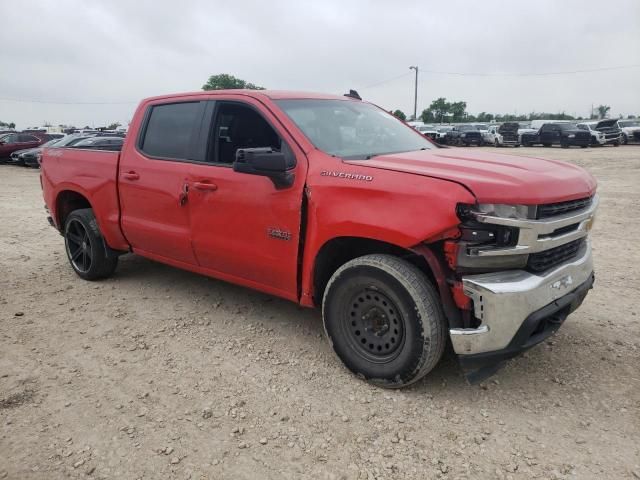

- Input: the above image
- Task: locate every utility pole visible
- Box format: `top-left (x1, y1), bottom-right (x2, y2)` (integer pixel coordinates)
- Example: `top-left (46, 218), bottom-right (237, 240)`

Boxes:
top-left (409, 66), bottom-right (418, 121)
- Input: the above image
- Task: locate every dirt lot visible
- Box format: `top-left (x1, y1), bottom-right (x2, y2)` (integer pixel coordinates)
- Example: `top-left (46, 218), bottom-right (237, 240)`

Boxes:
top-left (1, 146), bottom-right (639, 480)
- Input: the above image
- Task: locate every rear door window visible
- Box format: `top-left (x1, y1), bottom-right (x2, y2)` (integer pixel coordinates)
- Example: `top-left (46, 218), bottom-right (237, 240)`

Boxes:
top-left (140, 102), bottom-right (204, 160)
top-left (19, 134), bottom-right (39, 142)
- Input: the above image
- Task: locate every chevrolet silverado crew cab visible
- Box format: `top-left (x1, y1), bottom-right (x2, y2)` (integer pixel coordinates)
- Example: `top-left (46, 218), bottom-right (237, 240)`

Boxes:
top-left (41, 90), bottom-right (598, 387)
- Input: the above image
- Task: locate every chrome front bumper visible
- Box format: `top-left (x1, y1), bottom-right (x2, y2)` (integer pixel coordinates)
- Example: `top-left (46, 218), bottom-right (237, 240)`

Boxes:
top-left (450, 240), bottom-right (593, 355)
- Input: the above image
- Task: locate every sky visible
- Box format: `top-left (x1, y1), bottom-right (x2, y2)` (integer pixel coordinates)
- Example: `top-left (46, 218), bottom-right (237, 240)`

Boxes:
top-left (1, 0), bottom-right (639, 129)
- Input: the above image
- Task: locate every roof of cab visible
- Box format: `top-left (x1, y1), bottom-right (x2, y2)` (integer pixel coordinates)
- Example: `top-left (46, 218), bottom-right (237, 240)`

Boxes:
top-left (142, 90), bottom-right (353, 104)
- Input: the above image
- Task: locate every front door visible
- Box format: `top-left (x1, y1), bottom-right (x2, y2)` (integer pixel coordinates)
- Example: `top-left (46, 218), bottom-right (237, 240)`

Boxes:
top-left (186, 98), bottom-right (307, 300)
top-left (118, 99), bottom-right (206, 265)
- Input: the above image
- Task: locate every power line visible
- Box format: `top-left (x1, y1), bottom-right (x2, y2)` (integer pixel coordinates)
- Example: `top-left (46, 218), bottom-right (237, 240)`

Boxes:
top-left (418, 63), bottom-right (640, 77)
top-left (360, 72), bottom-right (412, 89)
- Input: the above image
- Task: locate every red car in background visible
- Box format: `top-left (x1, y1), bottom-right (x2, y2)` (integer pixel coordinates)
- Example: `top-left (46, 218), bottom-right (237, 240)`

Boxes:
top-left (0, 132), bottom-right (46, 160)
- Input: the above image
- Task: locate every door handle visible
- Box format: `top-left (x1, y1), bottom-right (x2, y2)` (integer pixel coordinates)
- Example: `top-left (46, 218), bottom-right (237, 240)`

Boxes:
top-left (122, 171), bottom-right (139, 180)
top-left (193, 181), bottom-right (218, 191)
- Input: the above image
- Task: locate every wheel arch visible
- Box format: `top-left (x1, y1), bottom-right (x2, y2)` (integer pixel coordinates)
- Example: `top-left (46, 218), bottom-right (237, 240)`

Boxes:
top-left (55, 189), bottom-right (92, 230)
top-left (311, 236), bottom-right (437, 307)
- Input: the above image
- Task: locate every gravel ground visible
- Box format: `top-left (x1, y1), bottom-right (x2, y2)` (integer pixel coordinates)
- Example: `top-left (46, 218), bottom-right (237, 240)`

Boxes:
top-left (1, 146), bottom-right (639, 480)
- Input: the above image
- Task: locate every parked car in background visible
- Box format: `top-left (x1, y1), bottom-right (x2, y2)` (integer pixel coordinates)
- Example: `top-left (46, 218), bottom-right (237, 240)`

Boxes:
top-left (498, 122), bottom-right (520, 147)
top-left (0, 132), bottom-right (46, 161)
top-left (617, 119), bottom-right (640, 144)
top-left (577, 120), bottom-right (621, 146)
top-left (69, 136), bottom-right (124, 151)
top-left (8, 137), bottom-right (62, 165)
top-left (482, 125), bottom-right (502, 146)
top-left (23, 135), bottom-right (97, 168)
top-left (457, 124), bottom-right (483, 146)
top-left (434, 126), bottom-right (453, 144)
top-left (517, 122), bottom-right (537, 142)
top-left (416, 124), bottom-right (439, 141)
top-left (577, 123), bottom-right (606, 146)
top-left (446, 125), bottom-right (483, 146)
top-left (593, 119), bottom-right (622, 146)
top-left (521, 128), bottom-right (541, 146)
top-left (538, 122), bottom-right (591, 148)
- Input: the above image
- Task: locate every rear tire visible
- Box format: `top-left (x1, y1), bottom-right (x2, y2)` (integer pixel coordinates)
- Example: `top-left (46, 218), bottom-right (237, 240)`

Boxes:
top-left (543, 143), bottom-right (551, 147)
top-left (64, 208), bottom-right (118, 280)
top-left (322, 254), bottom-right (446, 388)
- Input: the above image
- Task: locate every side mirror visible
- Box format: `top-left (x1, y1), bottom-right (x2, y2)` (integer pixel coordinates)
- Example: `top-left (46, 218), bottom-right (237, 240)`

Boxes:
top-left (0, 141), bottom-right (5, 146)
top-left (233, 147), bottom-right (295, 189)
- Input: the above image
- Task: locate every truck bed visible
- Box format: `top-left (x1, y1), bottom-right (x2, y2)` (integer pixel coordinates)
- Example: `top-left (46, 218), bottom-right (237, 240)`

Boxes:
top-left (40, 147), bottom-right (129, 250)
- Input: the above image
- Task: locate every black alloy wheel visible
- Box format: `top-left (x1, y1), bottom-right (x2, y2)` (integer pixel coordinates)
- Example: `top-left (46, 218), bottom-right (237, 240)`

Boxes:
top-left (65, 218), bottom-right (93, 274)
top-left (63, 208), bottom-right (118, 280)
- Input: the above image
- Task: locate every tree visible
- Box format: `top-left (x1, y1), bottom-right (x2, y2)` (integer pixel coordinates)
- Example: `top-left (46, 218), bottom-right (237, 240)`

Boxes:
top-left (202, 74), bottom-right (265, 91)
top-left (420, 109), bottom-right (435, 123)
top-left (429, 97), bottom-right (450, 123)
top-left (8, 122), bottom-right (15, 129)
top-left (107, 122), bottom-right (121, 130)
top-left (476, 112), bottom-right (494, 123)
top-left (392, 109), bottom-right (407, 121)
top-left (597, 105), bottom-right (610, 119)
top-left (449, 101), bottom-right (467, 122)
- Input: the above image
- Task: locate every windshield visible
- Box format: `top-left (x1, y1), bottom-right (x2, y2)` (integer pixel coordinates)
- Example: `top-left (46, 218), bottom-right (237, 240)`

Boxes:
top-left (42, 138), bottom-right (62, 147)
top-left (619, 120), bottom-right (639, 127)
top-left (558, 123), bottom-right (578, 131)
top-left (275, 99), bottom-right (434, 159)
top-left (475, 125), bottom-right (488, 131)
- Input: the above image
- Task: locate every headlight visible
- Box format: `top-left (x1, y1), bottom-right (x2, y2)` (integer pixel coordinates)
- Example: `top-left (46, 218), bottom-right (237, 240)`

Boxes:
top-left (461, 133), bottom-right (467, 137)
top-left (568, 134), bottom-right (576, 138)
top-left (475, 203), bottom-right (534, 219)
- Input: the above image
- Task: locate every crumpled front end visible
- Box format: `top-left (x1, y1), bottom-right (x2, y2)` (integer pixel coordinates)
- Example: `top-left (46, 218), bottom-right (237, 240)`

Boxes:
top-left (448, 195), bottom-right (598, 382)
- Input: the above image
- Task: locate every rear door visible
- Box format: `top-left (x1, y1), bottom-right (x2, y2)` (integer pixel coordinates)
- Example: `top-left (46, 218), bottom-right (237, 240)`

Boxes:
top-left (540, 124), bottom-right (555, 144)
top-left (19, 134), bottom-right (42, 149)
top-left (185, 96), bottom-right (308, 300)
top-left (0, 133), bottom-right (20, 156)
top-left (118, 99), bottom-right (206, 265)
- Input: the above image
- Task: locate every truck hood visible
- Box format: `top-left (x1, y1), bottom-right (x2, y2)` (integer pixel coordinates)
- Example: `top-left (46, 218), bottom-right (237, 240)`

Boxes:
top-left (346, 148), bottom-right (596, 204)
top-left (498, 122), bottom-right (519, 134)
top-left (596, 119), bottom-right (618, 129)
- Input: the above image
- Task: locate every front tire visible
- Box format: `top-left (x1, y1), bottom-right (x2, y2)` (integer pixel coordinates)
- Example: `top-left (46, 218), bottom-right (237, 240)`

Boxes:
top-left (322, 254), bottom-right (446, 388)
top-left (64, 208), bottom-right (118, 280)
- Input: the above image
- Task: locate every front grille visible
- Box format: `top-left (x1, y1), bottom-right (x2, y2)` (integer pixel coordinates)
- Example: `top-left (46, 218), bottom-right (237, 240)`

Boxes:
top-left (527, 238), bottom-right (584, 272)
top-left (537, 197), bottom-right (592, 219)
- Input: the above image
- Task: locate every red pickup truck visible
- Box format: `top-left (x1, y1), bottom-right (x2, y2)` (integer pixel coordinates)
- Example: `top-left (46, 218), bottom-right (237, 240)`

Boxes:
top-left (41, 90), bottom-right (597, 386)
